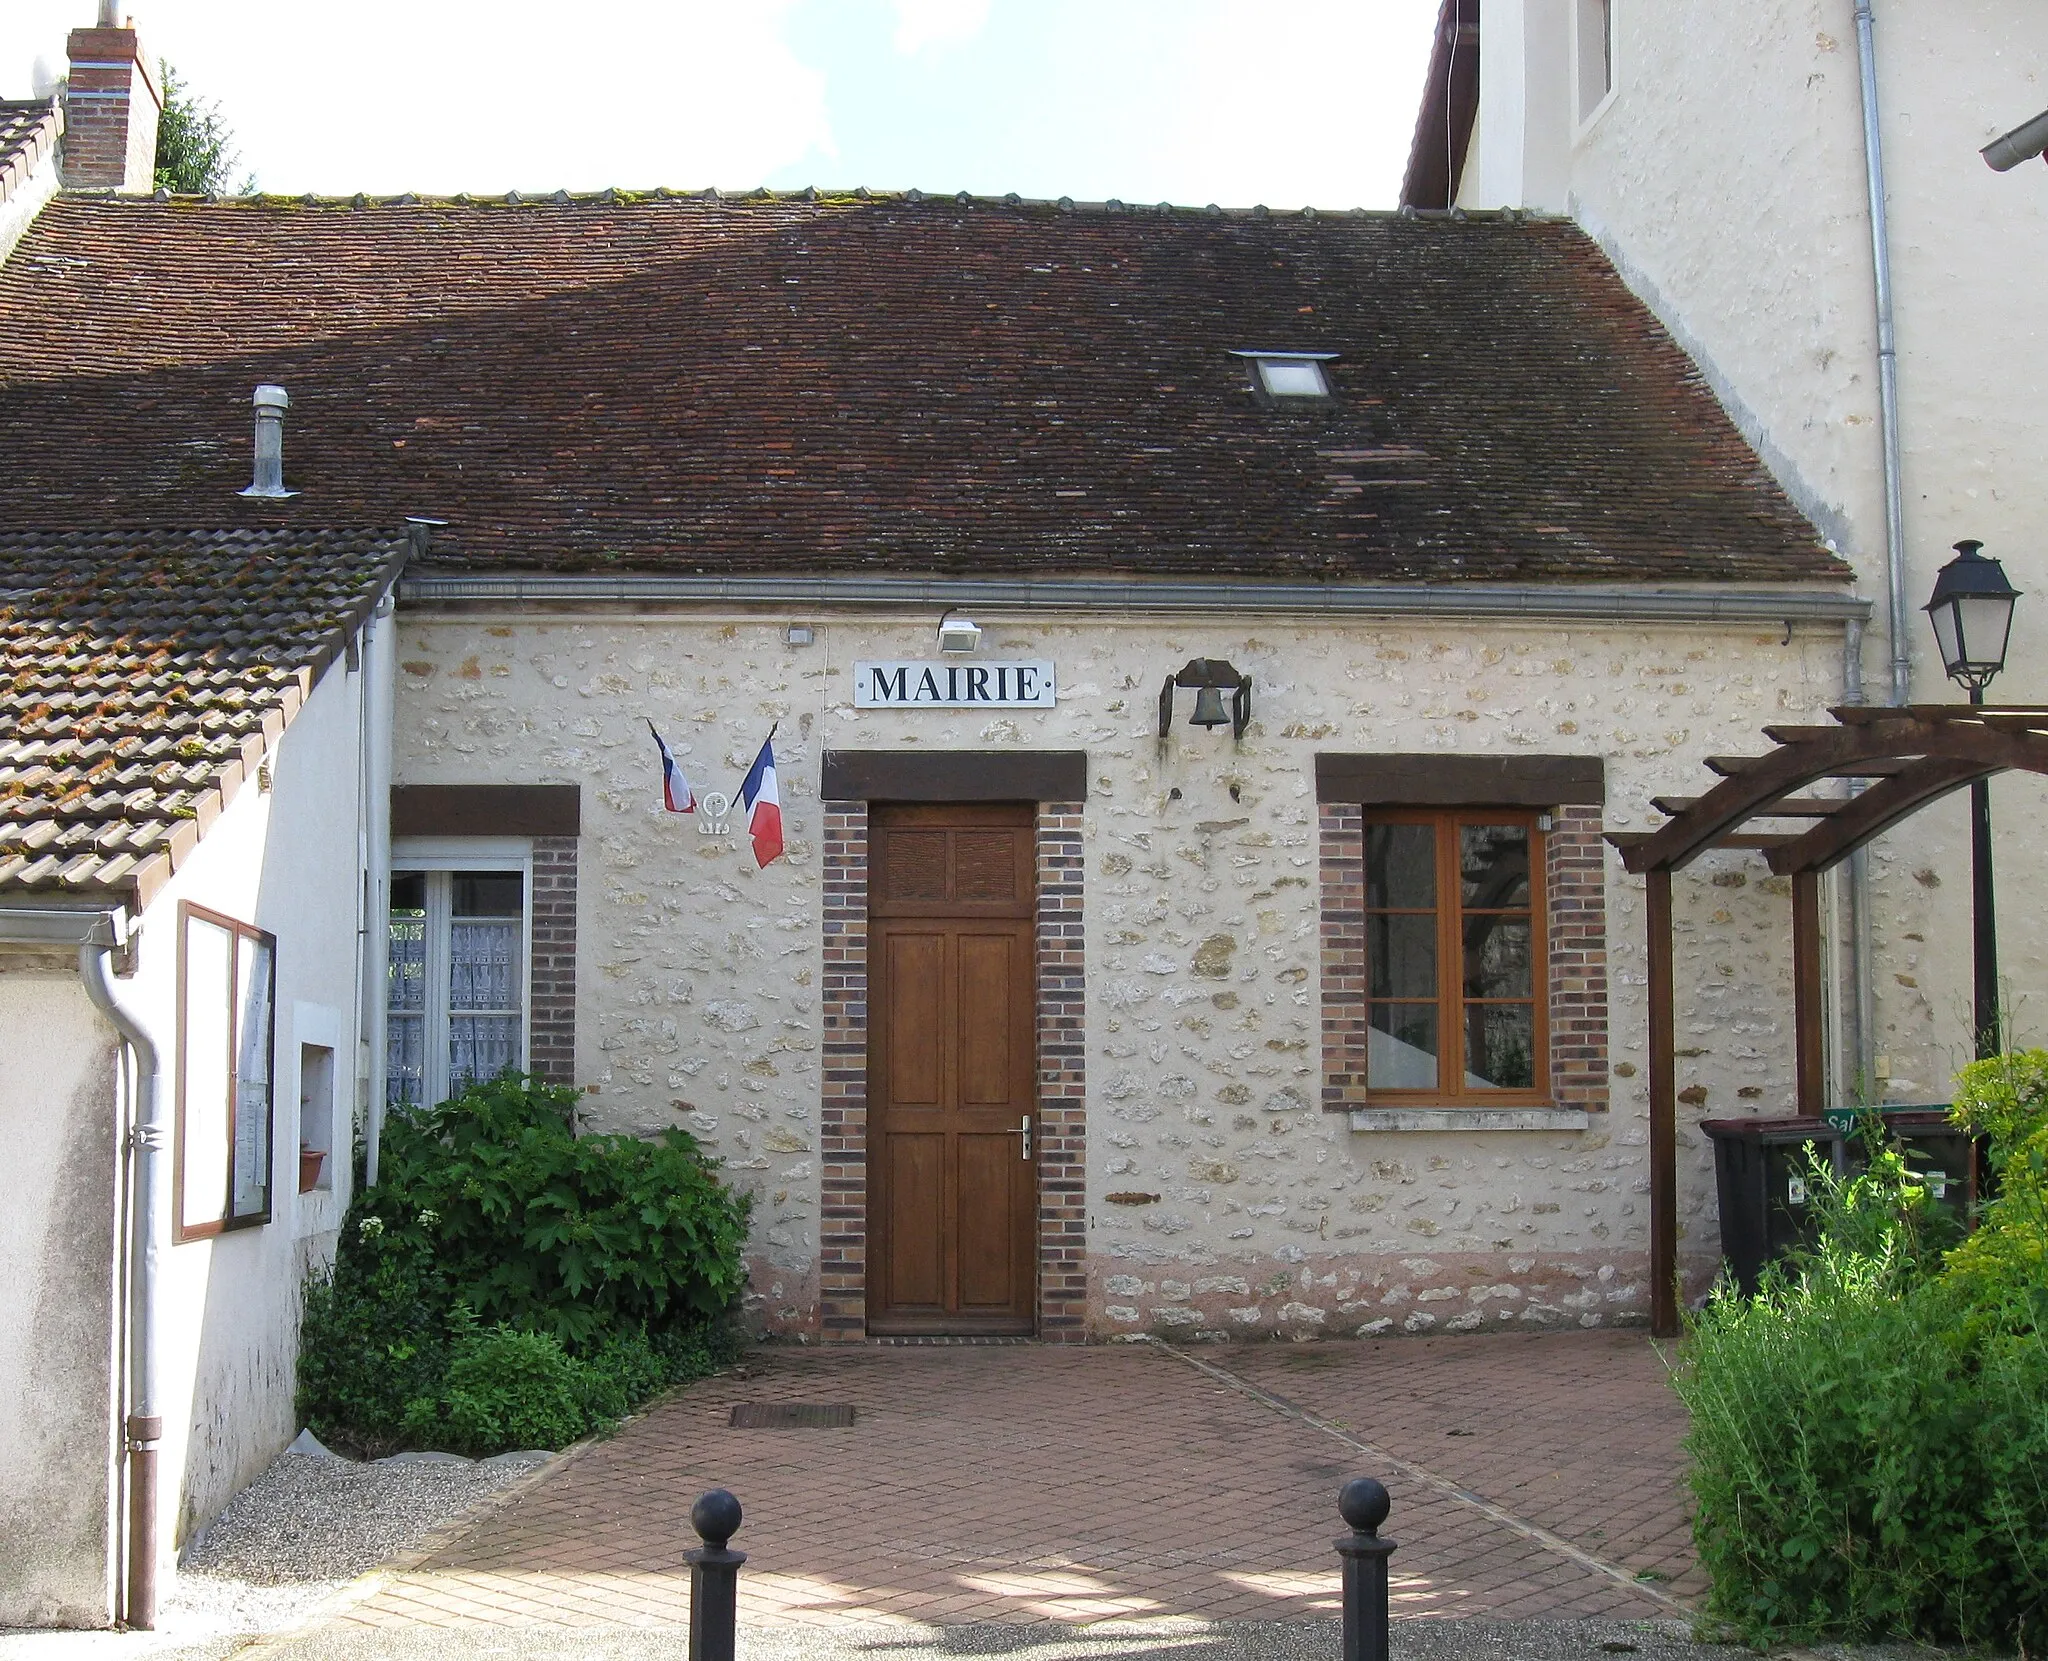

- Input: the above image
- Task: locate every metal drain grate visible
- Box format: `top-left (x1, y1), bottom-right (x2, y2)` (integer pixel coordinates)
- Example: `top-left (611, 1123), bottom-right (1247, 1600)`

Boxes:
top-left (728, 1402), bottom-right (856, 1429)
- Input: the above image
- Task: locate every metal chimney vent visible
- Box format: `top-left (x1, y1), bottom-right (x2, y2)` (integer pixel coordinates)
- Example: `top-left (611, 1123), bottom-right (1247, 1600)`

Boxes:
top-left (239, 385), bottom-right (298, 499)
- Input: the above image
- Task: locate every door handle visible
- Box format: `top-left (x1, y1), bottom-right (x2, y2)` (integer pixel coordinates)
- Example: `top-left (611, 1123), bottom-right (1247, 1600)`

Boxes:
top-left (1007, 1114), bottom-right (1032, 1161)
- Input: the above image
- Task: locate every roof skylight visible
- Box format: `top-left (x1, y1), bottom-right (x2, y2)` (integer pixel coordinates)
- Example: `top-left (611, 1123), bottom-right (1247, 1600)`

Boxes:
top-left (1230, 350), bottom-right (1338, 402)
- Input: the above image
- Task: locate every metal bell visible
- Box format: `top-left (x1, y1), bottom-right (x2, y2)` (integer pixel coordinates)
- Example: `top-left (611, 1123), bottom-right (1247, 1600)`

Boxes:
top-left (1188, 684), bottom-right (1231, 728)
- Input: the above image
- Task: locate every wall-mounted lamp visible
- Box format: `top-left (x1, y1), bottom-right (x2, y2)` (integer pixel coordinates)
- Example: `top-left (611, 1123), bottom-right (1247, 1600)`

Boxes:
top-left (786, 622), bottom-right (815, 646)
top-left (1158, 658), bottom-right (1251, 742)
top-left (937, 611), bottom-right (982, 654)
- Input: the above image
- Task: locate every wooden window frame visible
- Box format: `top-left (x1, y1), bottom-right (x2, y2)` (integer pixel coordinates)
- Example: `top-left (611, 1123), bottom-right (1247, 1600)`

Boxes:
top-left (1363, 808), bottom-right (1551, 1109)
top-left (174, 901), bottom-right (277, 1242)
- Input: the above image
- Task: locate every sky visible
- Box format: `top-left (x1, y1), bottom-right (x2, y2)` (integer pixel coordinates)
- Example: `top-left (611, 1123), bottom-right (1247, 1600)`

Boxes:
top-left (0, 0), bottom-right (1440, 207)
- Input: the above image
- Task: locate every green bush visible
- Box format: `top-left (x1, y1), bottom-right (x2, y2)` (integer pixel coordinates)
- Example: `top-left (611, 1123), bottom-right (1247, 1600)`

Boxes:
top-left (416, 1326), bottom-right (593, 1454)
top-left (1676, 1057), bottom-right (2048, 1647)
top-left (298, 1074), bottom-right (749, 1456)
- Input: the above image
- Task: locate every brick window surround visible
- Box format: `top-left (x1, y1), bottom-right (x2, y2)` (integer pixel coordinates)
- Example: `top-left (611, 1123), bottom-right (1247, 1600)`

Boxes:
top-left (1321, 803), bottom-right (1608, 1113)
top-left (528, 836), bottom-right (579, 1087)
top-left (820, 800), bottom-right (1087, 1341)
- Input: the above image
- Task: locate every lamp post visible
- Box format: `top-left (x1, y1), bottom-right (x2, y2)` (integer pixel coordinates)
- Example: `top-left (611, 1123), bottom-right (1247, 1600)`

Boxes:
top-left (1923, 539), bottom-right (2022, 1058)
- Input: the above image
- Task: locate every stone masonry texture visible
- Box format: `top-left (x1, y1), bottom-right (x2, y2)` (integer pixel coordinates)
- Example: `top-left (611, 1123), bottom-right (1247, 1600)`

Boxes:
top-left (393, 610), bottom-right (1841, 1338)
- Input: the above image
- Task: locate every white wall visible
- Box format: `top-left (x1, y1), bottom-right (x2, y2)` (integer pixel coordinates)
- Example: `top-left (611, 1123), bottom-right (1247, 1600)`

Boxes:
top-left (393, 606), bottom-right (1849, 1334)
top-left (1463, 0), bottom-right (2048, 1093)
top-left (0, 967), bottom-right (120, 1628)
top-left (131, 630), bottom-right (383, 1555)
top-left (0, 613), bottom-right (388, 1625)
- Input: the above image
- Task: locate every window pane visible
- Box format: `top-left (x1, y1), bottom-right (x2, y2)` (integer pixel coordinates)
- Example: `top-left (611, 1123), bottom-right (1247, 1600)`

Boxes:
top-left (450, 1015), bottom-right (520, 1089)
top-left (181, 916), bottom-right (233, 1230)
top-left (390, 871), bottom-right (426, 911)
top-left (387, 1013), bottom-right (425, 1109)
top-left (1367, 1003), bottom-right (1439, 1089)
top-left (450, 919), bottom-right (517, 1011)
top-left (388, 911), bottom-right (426, 1012)
top-left (1258, 359), bottom-right (1326, 397)
top-left (1460, 823), bottom-right (1530, 908)
top-left (1368, 913), bottom-right (1438, 999)
top-left (1464, 916), bottom-right (1533, 1000)
top-left (231, 932), bottom-right (273, 1219)
top-left (1366, 824), bottom-right (1436, 910)
top-left (452, 872), bottom-right (522, 917)
top-left (1465, 1003), bottom-right (1536, 1090)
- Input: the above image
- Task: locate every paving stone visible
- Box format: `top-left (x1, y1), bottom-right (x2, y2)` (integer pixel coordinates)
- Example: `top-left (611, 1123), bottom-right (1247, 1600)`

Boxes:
top-left (332, 1335), bottom-right (1689, 1631)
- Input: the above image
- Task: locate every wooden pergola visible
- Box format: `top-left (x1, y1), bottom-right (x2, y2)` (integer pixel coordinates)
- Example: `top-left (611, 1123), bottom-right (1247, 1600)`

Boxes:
top-left (1611, 704), bottom-right (2048, 1336)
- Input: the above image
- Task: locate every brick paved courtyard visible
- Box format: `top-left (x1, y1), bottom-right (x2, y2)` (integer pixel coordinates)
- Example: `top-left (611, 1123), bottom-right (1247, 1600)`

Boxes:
top-left (332, 1332), bottom-right (1698, 1632)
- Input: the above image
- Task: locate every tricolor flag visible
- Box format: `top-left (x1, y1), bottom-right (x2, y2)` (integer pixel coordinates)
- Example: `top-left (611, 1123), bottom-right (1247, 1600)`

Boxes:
top-left (646, 719), bottom-right (696, 814)
top-left (739, 728), bottom-right (784, 868)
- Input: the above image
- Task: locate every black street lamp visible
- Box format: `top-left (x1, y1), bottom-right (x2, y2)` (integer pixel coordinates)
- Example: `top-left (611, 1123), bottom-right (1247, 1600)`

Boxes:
top-left (1924, 539), bottom-right (2022, 1058)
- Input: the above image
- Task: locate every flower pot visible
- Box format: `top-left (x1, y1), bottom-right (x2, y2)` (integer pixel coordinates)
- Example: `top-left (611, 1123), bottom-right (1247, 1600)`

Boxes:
top-left (298, 1147), bottom-right (327, 1193)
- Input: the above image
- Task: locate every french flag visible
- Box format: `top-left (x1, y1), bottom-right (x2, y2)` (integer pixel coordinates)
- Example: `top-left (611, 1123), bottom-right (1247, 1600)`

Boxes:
top-left (646, 719), bottom-right (695, 814)
top-left (739, 730), bottom-right (784, 868)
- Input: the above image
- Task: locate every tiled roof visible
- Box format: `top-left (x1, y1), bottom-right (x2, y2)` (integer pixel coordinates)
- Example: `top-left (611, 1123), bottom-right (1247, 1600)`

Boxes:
top-left (0, 528), bottom-right (407, 905)
top-left (0, 193), bottom-right (1847, 586)
top-left (0, 99), bottom-right (60, 211)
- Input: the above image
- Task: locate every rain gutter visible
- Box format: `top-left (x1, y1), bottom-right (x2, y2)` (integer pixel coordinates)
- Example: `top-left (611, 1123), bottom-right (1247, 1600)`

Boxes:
top-left (400, 572), bottom-right (1871, 626)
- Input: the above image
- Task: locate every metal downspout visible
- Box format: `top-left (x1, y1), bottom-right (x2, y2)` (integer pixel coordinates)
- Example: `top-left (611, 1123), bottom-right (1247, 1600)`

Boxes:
top-left (1841, 617), bottom-right (1877, 1089)
top-left (78, 930), bottom-right (163, 1632)
top-left (364, 593), bottom-right (396, 1188)
top-left (1853, 0), bottom-right (1913, 707)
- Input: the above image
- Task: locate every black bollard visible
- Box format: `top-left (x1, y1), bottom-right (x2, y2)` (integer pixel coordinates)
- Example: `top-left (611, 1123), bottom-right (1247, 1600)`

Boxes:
top-left (1335, 1478), bottom-right (1395, 1661)
top-left (686, 1488), bottom-right (746, 1661)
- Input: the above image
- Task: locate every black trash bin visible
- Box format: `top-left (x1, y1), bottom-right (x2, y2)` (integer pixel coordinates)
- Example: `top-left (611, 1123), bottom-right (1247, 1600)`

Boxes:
top-left (1824, 1104), bottom-right (1993, 1227)
top-left (1701, 1117), bottom-right (1850, 1295)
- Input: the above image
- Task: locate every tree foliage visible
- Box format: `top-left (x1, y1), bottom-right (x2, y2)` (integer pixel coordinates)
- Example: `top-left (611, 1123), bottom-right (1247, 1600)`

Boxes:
top-left (152, 62), bottom-right (249, 195)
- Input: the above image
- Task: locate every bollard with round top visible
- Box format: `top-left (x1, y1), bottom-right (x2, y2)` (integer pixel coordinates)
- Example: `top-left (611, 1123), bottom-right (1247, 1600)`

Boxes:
top-left (1335, 1478), bottom-right (1396, 1661)
top-left (686, 1489), bottom-right (747, 1661)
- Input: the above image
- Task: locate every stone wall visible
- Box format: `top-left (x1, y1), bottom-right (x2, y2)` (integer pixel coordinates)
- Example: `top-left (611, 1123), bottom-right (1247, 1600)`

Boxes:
top-left (392, 608), bottom-right (1847, 1337)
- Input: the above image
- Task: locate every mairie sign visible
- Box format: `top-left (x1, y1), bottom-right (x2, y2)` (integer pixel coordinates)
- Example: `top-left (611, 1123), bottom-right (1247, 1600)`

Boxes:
top-left (854, 660), bottom-right (1056, 709)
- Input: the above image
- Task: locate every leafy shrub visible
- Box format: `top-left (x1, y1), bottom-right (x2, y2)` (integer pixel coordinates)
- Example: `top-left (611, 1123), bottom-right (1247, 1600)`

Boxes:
top-left (415, 1326), bottom-right (593, 1454)
top-left (298, 1073), bottom-right (749, 1456)
top-left (1676, 1057), bottom-right (2048, 1647)
top-left (365, 1072), bottom-right (751, 1347)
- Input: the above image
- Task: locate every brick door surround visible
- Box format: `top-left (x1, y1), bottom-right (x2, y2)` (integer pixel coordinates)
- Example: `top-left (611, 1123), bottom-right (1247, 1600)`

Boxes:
top-left (820, 799), bottom-right (1087, 1341)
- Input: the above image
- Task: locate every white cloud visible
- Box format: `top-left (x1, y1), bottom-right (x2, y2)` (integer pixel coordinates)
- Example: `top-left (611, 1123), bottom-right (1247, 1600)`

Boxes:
top-left (890, 0), bottom-right (992, 56)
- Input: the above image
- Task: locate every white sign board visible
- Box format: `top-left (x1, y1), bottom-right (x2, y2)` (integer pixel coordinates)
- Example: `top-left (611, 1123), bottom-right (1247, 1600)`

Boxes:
top-left (854, 660), bottom-right (1056, 709)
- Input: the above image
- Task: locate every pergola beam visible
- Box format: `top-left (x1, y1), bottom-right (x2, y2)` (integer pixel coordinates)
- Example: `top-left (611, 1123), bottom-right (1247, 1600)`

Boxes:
top-left (1651, 794), bottom-right (1847, 817)
top-left (1767, 758), bottom-right (1991, 874)
top-left (1627, 703), bottom-right (2048, 1339)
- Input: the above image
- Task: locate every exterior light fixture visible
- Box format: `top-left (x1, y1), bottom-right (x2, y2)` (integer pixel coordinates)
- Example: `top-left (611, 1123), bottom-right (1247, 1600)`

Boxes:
top-left (1924, 539), bottom-right (2020, 694)
top-left (1923, 537), bottom-right (2022, 1060)
top-left (1159, 658), bottom-right (1251, 742)
top-left (936, 612), bottom-right (982, 655)
top-left (785, 623), bottom-right (815, 647)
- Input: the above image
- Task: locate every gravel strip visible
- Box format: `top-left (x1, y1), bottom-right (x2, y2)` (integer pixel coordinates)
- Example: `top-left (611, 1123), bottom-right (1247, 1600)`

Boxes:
top-left (181, 1449), bottom-right (550, 1587)
top-left (0, 1446), bottom-right (553, 1661)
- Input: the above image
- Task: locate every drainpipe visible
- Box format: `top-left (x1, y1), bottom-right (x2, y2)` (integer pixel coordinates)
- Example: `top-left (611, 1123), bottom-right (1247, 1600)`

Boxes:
top-left (77, 924), bottom-right (164, 1632)
top-left (1853, 0), bottom-right (1913, 707)
top-left (363, 590), bottom-right (397, 1187)
top-left (1841, 616), bottom-right (1877, 1089)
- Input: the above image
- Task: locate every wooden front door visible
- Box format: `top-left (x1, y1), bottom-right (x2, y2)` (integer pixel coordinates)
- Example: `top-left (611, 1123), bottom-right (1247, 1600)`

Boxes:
top-left (868, 803), bottom-right (1038, 1335)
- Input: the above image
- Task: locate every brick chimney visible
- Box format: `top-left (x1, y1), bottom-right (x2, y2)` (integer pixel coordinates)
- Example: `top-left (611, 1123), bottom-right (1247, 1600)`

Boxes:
top-left (63, 13), bottom-right (161, 192)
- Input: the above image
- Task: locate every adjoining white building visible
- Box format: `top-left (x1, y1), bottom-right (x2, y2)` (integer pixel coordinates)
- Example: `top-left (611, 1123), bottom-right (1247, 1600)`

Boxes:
top-left (1406, 0), bottom-right (2048, 1100)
